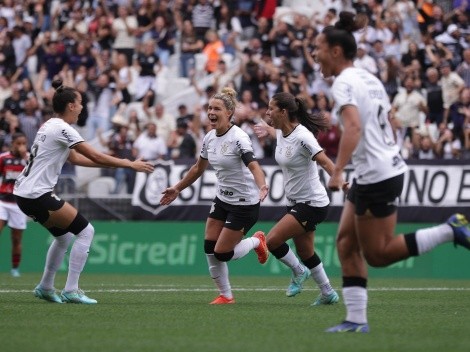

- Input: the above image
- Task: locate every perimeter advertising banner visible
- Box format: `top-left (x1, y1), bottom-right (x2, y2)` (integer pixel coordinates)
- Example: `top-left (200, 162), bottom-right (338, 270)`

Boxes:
top-left (130, 160), bottom-right (470, 222)
top-left (1, 221), bottom-right (469, 278)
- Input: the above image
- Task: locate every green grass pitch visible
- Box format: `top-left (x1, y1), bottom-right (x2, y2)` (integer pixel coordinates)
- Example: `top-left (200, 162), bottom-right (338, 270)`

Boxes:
top-left (1, 273), bottom-right (470, 352)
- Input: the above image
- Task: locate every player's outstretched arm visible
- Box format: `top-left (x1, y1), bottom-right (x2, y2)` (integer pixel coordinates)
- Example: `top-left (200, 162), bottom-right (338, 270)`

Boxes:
top-left (70, 143), bottom-right (154, 173)
top-left (160, 157), bottom-right (209, 205)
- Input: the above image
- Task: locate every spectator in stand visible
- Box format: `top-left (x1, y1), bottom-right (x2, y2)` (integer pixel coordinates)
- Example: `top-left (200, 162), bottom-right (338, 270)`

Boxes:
top-left (369, 40), bottom-right (387, 75)
top-left (401, 41), bottom-right (426, 69)
top-left (456, 47), bottom-right (470, 87)
top-left (67, 42), bottom-right (95, 73)
top-left (112, 5), bottom-right (138, 67)
top-left (314, 93), bottom-right (341, 160)
top-left (354, 43), bottom-right (378, 76)
top-left (145, 15), bottom-right (175, 67)
top-left (448, 87), bottom-right (470, 145)
top-left (380, 55), bottom-right (401, 101)
top-left (236, 0), bottom-right (258, 39)
top-left (132, 121), bottom-right (167, 162)
top-left (168, 119), bottom-right (197, 160)
top-left (435, 24), bottom-right (466, 69)
top-left (135, 0), bottom-right (156, 47)
top-left (269, 18), bottom-right (291, 62)
top-left (440, 60), bottom-right (465, 124)
top-left (417, 0), bottom-right (446, 38)
top-left (413, 133), bottom-right (436, 159)
top-left (18, 95), bottom-right (42, 150)
top-left (111, 52), bottom-right (133, 105)
top-left (215, 1), bottom-right (242, 58)
top-left (424, 67), bottom-right (445, 126)
top-left (99, 115), bottom-right (136, 194)
top-left (144, 102), bottom-right (176, 148)
top-left (133, 39), bottom-right (160, 102)
top-left (11, 25), bottom-right (31, 76)
top-left (94, 16), bottom-right (114, 52)
top-left (179, 19), bottom-right (204, 78)
top-left (0, 31), bottom-right (17, 78)
top-left (191, 0), bottom-right (214, 42)
top-left (176, 104), bottom-right (194, 126)
top-left (287, 13), bottom-right (308, 74)
top-left (254, 16), bottom-right (273, 55)
top-left (3, 83), bottom-right (24, 116)
top-left (434, 125), bottom-right (462, 159)
top-left (41, 39), bottom-right (68, 91)
top-left (202, 30), bottom-right (224, 74)
top-left (61, 8), bottom-right (88, 42)
top-left (86, 71), bottom-right (114, 140)
top-left (391, 75), bottom-right (428, 147)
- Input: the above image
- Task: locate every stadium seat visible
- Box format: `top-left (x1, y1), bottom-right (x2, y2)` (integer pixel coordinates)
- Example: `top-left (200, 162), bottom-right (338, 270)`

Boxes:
top-left (87, 177), bottom-right (116, 197)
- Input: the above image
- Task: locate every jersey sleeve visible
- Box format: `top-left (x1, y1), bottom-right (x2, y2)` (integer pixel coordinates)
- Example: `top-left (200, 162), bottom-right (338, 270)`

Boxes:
top-left (200, 133), bottom-right (209, 159)
top-left (59, 124), bottom-right (85, 148)
top-left (332, 78), bottom-right (358, 112)
top-left (234, 130), bottom-right (254, 156)
top-left (299, 133), bottom-right (323, 159)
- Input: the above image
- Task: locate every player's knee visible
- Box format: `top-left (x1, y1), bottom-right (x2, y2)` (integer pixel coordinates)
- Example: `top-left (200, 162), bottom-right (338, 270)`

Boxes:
top-left (335, 233), bottom-right (351, 257)
top-left (214, 251), bottom-right (234, 262)
top-left (204, 240), bottom-right (216, 254)
top-left (364, 252), bottom-right (389, 267)
top-left (68, 213), bottom-right (90, 235)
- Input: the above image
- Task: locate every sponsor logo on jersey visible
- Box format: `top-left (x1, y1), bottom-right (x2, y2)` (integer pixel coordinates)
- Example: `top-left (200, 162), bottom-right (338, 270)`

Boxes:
top-left (300, 141), bottom-right (312, 156)
top-left (219, 188), bottom-right (234, 196)
top-left (61, 129), bottom-right (74, 143)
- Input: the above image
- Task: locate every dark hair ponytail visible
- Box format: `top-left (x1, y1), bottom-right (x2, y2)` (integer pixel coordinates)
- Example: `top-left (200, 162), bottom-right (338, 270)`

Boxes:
top-left (323, 11), bottom-right (368, 60)
top-left (273, 93), bottom-right (329, 136)
top-left (51, 79), bottom-right (79, 114)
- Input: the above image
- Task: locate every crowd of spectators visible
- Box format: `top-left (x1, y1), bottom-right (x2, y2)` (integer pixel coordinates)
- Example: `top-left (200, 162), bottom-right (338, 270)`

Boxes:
top-left (1, 0), bottom-right (470, 195)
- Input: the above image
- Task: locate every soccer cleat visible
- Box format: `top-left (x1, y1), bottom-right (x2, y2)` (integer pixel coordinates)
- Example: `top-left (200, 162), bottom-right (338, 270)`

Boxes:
top-left (286, 265), bottom-right (311, 297)
top-left (10, 268), bottom-right (21, 277)
top-left (311, 290), bottom-right (340, 306)
top-left (209, 295), bottom-right (235, 304)
top-left (325, 321), bottom-right (370, 333)
top-left (34, 285), bottom-right (63, 303)
top-left (447, 213), bottom-right (470, 250)
top-left (252, 231), bottom-right (269, 264)
top-left (61, 289), bottom-right (97, 304)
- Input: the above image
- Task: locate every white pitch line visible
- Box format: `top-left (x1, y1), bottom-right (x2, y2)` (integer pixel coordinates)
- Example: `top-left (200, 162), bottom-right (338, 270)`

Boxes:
top-left (1, 287), bottom-right (470, 293)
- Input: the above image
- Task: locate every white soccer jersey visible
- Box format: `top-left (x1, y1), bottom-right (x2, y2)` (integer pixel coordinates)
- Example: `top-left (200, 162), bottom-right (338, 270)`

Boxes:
top-left (200, 125), bottom-right (259, 205)
top-left (275, 125), bottom-right (329, 207)
top-left (14, 118), bottom-right (84, 198)
top-left (331, 67), bottom-right (408, 184)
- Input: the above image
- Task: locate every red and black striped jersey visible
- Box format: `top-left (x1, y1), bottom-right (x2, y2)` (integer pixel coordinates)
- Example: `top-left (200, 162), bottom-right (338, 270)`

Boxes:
top-left (0, 151), bottom-right (27, 202)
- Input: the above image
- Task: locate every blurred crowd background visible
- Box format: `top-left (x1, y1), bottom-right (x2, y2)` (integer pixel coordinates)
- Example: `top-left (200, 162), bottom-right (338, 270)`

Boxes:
top-left (1, 0), bottom-right (470, 196)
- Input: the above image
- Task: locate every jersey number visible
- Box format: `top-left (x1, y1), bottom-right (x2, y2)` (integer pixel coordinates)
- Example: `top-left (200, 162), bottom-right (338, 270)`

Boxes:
top-left (23, 144), bottom-right (38, 177)
top-left (377, 105), bottom-right (395, 146)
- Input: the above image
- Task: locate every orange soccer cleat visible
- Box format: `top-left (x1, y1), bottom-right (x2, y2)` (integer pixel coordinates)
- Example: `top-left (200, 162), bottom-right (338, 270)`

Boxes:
top-left (209, 295), bottom-right (235, 305)
top-left (252, 231), bottom-right (269, 264)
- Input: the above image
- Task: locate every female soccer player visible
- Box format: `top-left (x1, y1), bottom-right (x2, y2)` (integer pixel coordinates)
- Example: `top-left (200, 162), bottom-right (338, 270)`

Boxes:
top-left (254, 92), bottom-right (344, 305)
top-left (14, 79), bottom-right (154, 304)
top-left (160, 87), bottom-right (269, 304)
top-left (0, 132), bottom-right (28, 277)
top-left (313, 11), bottom-right (470, 332)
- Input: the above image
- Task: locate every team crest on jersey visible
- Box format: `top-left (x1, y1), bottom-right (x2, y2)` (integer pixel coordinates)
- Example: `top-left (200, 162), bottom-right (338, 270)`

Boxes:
top-left (221, 142), bottom-right (229, 155)
top-left (285, 146), bottom-right (293, 158)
